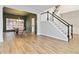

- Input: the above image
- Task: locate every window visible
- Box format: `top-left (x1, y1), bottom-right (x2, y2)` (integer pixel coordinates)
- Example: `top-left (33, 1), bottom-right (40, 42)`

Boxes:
top-left (6, 18), bottom-right (24, 30)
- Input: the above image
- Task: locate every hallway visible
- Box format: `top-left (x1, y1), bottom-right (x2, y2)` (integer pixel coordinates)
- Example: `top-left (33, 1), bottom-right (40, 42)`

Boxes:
top-left (0, 32), bottom-right (79, 53)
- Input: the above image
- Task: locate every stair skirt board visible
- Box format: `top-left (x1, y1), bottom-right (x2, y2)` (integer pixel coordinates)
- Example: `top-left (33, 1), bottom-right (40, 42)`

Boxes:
top-left (39, 33), bottom-right (68, 42)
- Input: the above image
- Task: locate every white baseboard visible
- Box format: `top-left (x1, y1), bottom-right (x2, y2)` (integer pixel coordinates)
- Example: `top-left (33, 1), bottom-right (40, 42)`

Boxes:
top-left (0, 38), bottom-right (3, 43)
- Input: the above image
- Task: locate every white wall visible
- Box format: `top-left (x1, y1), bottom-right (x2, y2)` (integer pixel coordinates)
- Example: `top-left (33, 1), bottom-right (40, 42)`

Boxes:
top-left (37, 14), bottom-right (41, 35)
top-left (61, 10), bottom-right (79, 34)
top-left (0, 6), bottom-right (3, 42)
top-left (58, 5), bottom-right (79, 14)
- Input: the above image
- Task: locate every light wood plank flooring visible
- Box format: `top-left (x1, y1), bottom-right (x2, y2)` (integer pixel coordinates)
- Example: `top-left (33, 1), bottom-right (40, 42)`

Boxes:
top-left (0, 32), bottom-right (79, 54)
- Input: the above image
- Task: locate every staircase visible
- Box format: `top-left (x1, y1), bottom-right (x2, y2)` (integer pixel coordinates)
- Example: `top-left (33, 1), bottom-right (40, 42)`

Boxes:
top-left (40, 11), bottom-right (73, 42)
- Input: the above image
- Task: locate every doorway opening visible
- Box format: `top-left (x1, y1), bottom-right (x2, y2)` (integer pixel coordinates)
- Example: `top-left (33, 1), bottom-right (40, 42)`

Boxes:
top-left (3, 7), bottom-right (37, 40)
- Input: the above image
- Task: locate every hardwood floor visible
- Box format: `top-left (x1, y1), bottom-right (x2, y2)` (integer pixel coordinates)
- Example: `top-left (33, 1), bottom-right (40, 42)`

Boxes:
top-left (0, 32), bottom-right (79, 54)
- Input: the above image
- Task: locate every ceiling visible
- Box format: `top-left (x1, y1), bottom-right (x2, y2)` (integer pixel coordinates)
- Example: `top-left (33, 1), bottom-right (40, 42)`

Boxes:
top-left (16, 5), bottom-right (54, 12)
top-left (3, 7), bottom-right (32, 16)
top-left (4, 5), bottom-right (54, 14)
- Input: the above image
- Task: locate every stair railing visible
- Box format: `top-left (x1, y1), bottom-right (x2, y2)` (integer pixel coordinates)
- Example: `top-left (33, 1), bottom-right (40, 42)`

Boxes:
top-left (41, 11), bottom-right (73, 42)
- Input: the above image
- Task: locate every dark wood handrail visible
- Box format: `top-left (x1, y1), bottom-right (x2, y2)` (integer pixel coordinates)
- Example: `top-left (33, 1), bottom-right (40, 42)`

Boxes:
top-left (48, 12), bottom-right (68, 26)
top-left (41, 11), bottom-right (71, 26)
top-left (53, 13), bottom-right (71, 26)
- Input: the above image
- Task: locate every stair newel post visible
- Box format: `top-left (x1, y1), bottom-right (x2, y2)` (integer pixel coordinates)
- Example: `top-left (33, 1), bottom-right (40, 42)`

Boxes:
top-left (52, 12), bottom-right (54, 21)
top-left (71, 24), bottom-right (73, 39)
top-left (47, 11), bottom-right (49, 21)
top-left (67, 25), bottom-right (70, 42)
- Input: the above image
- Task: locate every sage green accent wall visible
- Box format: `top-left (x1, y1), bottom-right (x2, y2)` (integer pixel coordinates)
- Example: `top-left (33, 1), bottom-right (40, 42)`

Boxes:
top-left (25, 14), bottom-right (37, 34)
top-left (3, 13), bottom-right (6, 32)
top-left (23, 16), bottom-right (27, 31)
